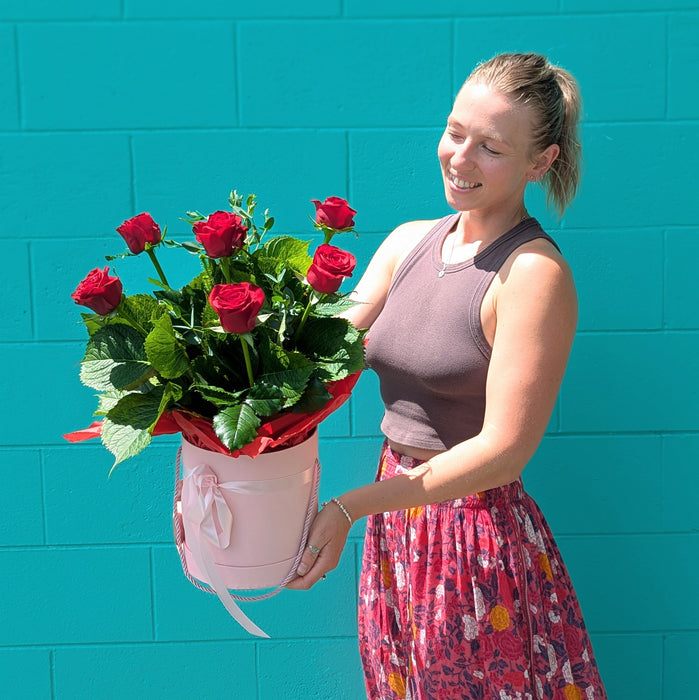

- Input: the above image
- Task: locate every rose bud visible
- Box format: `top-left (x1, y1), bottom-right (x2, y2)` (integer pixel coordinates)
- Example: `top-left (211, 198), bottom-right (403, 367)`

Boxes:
top-left (311, 196), bottom-right (357, 230)
top-left (306, 244), bottom-right (357, 294)
top-left (193, 211), bottom-right (248, 258)
top-left (71, 266), bottom-right (123, 315)
top-left (116, 212), bottom-right (162, 255)
top-left (209, 282), bottom-right (265, 335)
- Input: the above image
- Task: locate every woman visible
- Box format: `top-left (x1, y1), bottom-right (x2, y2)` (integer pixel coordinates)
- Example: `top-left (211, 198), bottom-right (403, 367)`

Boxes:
top-left (288, 53), bottom-right (608, 700)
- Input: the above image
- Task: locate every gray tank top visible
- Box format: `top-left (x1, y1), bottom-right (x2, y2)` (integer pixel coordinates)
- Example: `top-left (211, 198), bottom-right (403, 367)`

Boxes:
top-left (365, 213), bottom-right (559, 451)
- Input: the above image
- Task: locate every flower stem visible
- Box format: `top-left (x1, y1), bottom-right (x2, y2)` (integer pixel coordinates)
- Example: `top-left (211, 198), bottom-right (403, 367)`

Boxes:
top-left (146, 247), bottom-right (170, 287)
top-left (296, 291), bottom-right (318, 339)
top-left (240, 335), bottom-right (254, 387)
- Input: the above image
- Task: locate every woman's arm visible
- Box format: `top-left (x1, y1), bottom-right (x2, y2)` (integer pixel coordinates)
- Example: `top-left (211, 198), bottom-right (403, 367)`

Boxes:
top-left (288, 240), bottom-right (577, 588)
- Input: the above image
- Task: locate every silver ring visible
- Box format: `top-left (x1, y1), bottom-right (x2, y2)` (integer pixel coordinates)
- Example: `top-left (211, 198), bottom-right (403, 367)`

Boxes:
top-left (321, 574), bottom-right (327, 580)
top-left (308, 544), bottom-right (320, 555)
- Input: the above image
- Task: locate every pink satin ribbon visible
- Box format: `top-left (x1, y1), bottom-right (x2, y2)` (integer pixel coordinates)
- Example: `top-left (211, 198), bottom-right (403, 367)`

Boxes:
top-left (180, 463), bottom-right (314, 638)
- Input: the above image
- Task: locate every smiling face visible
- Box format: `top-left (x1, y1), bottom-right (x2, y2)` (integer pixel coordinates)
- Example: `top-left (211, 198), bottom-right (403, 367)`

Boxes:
top-left (437, 82), bottom-right (555, 218)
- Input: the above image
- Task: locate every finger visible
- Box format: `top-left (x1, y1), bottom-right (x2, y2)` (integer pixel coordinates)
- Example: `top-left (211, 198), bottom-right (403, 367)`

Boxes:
top-left (296, 542), bottom-right (321, 577)
top-left (286, 559), bottom-right (328, 590)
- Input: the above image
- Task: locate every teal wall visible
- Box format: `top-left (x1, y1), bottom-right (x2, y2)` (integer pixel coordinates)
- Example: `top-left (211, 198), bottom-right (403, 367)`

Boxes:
top-left (1, 2), bottom-right (697, 699)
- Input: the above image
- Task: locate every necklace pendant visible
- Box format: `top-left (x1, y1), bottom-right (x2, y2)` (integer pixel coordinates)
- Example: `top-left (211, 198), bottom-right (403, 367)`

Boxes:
top-left (438, 268), bottom-right (446, 278)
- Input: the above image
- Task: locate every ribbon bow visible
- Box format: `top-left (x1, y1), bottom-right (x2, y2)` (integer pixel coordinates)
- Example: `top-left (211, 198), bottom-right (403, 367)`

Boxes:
top-left (180, 464), bottom-right (234, 550)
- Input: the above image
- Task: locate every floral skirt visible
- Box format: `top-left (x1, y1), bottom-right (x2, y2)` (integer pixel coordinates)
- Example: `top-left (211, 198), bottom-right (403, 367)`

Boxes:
top-left (357, 443), bottom-right (608, 700)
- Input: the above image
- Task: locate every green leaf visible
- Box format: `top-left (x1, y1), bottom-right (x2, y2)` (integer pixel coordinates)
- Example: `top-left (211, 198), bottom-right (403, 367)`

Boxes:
top-left (213, 404), bottom-right (261, 452)
top-left (312, 296), bottom-right (359, 317)
top-left (79, 324), bottom-right (150, 391)
top-left (245, 381), bottom-right (285, 416)
top-left (293, 375), bottom-right (333, 414)
top-left (101, 388), bottom-right (165, 468)
top-left (297, 317), bottom-right (365, 381)
top-left (120, 294), bottom-right (161, 333)
top-left (256, 236), bottom-right (312, 277)
top-left (191, 383), bottom-right (245, 407)
top-left (145, 314), bottom-right (190, 379)
top-left (258, 366), bottom-right (313, 408)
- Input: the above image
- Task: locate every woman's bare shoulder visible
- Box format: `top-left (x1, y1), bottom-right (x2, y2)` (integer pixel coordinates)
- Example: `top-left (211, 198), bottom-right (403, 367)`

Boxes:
top-left (381, 218), bottom-right (442, 271)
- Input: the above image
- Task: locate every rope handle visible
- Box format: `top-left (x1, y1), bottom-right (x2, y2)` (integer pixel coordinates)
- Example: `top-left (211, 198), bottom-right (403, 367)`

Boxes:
top-left (172, 447), bottom-right (321, 602)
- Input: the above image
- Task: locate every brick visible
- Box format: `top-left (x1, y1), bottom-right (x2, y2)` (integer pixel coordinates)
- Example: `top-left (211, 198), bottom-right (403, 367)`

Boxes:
top-left (0, 449), bottom-right (44, 545)
top-left (45, 444), bottom-right (174, 545)
top-left (591, 634), bottom-right (663, 700)
top-left (525, 434), bottom-right (663, 535)
top-left (54, 642), bottom-right (256, 699)
top-left (239, 21), bottom-right (451, 127)
top-left (152, 540), bottom-right (358, 640)
top-left (126, 0), bottom-right (340, 18)
top-left (557, 228), bottom-right (664, 331)
top-left (0, 134), bottom-right (132, 240)
top-left (346, 0), bottom-right (556, 15)
top-left (0, 547), bottom-right (151, 644)
top-left (669, 12), bottom-right (699, 119)
top-left (131, 131), bottom-right (347, 233)
top-left (557, 533), bottom-right (699, 631)
top-left (454, 15), bottom-right (665, 121)
top-left (662, 434), bottom-right (699, 532)
top-left (664, 633), bottom-right (699, 699)
top-left (0, 0), bottom-right (120, 19)
top-left (560, 332), bottom-right (699, 432)
top-left (0, 26), bottom-right (19, 129)
top-left (565, 124), bottom-right (699, 229)
top-left (0, 341), bottom-right (103, 445)
top-left (20, 23), bottom-right (236, 129)
top-left (258, 638), bottom-right (366, 700)
top-left (0, 241), bottom-right (32, 340)
top-left (665, 228), bottom-right (699, 329)
top-left (0, 649), bottom-right (51, 700)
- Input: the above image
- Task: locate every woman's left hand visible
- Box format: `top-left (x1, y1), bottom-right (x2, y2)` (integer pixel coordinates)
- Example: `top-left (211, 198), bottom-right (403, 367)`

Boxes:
top-left (285, 500), bottom-right (352, 590)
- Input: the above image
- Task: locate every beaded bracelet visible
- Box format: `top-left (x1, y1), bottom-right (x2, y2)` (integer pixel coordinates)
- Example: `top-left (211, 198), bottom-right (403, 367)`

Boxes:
top-left (322, 496), bottom-right (353, 526)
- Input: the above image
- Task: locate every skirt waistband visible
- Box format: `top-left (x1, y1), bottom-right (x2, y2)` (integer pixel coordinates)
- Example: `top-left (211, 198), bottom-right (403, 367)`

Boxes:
top-left (379, 441), bottom-right (526, 509)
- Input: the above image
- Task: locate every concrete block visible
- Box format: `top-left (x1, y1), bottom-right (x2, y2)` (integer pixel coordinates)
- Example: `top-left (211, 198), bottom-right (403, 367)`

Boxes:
top-left (239, 21), bottom-right (451, 127)
top-left (0, 649), bottom-right (51, 700)
top-left (54, 642), bottom-right (257, 699)
top-left (0, 241), bottom-right (32, 340)
top-left (0, 449), bottom-right (44, 546)
top-left (0, 25), bottom-right (19, 129)
top-left (525, 434), bottom-right (663, 535)
top-left (44, 444), bottom-right (173, 545)
top-left (662, 434), bottom-right (699, 532)
top-left (258, 638), bottom-right (366, 700)
top-left (126, 0), bottom-right (340, 18)
top-left (0, 0), bottom-right (120, 19)
top-left (565, 124), bottom-right (699, 229)
top-left (0, 134), bottom-right (132, 240)
top-left (346, 0), bottom-right (556, 15)
top-left (0, 547), bottom-right (152, 644)
top-left (664, 632), bottom-right (699, 699)
top-left (20, 22), bottom-right (237, 129)
top-left (557, 228), bottom-right (664, 331)
top-left (131, 130), bottom-right (347, 233)
top-left (669, 12), bottom-right (699, 119)
top-left (560, 331), bottom-right (699, 432)
top-left (665, 228), bottom-right (699, 329)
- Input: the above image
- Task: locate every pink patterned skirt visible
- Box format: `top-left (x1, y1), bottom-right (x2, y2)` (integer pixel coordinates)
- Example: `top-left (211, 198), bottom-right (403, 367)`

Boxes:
top-left (358, 443), bottom-right (608, 700)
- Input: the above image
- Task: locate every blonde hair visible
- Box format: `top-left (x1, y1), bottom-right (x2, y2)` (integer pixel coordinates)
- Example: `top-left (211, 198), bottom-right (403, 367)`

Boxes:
top-left (466, 52), bottom-right (583, 217)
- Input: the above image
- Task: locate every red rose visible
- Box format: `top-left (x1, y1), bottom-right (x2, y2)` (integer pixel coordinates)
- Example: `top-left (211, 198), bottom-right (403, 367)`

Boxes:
top-left (209, 282), bottom-right (265, 334)
top-left (116, 213), bottom-right (162, 254)
top-left (311, 196), bottom-right (356, 230)
top-left (71, 266), bottom-right (123, 315)
top-left (193, 211), bottom-right (248, 258)
top-left (306, 244), bottom-right (357, 294)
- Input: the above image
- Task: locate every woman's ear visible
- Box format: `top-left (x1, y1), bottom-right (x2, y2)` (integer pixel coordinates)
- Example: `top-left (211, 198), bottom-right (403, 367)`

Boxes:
top-left (529, 143), bottom-right (560, 181)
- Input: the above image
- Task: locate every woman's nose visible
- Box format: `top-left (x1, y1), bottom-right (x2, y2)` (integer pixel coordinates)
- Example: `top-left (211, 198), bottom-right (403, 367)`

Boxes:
top-left (451, 141), bottom-right (475, 169)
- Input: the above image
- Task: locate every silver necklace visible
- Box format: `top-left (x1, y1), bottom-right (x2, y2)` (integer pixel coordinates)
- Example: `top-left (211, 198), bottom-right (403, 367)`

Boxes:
top-left (438, 213), bottom-right (529, 278)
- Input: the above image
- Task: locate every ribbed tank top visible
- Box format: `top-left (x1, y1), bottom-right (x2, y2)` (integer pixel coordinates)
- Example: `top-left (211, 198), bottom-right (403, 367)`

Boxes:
top-left (365, 213), bottom-right (559, 451)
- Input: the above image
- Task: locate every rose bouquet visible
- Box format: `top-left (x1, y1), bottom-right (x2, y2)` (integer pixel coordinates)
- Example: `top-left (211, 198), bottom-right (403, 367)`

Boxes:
top-left (66, 191), bottom-right (365, 469)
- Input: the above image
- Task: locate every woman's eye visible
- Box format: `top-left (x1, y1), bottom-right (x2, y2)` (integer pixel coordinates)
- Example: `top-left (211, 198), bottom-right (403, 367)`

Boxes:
top-left (482, 144), bottom-right (500, 155)
top-left (449, 132), bottom-right (464, 144)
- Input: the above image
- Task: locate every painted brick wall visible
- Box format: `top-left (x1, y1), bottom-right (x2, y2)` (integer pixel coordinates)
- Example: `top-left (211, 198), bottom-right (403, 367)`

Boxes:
top-left (1, 2), bottom-right (696, 698)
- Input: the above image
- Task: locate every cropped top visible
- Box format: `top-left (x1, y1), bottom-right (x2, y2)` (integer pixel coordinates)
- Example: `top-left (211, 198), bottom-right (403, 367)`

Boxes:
top-left (365, 213), bottom-right (559, 451)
